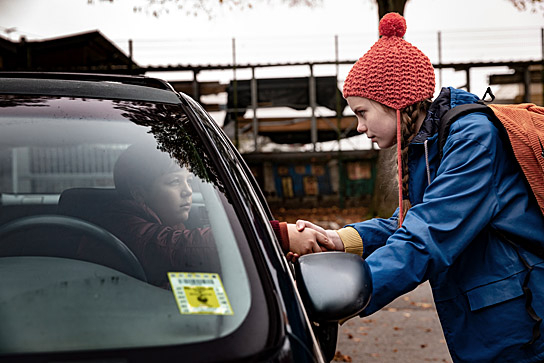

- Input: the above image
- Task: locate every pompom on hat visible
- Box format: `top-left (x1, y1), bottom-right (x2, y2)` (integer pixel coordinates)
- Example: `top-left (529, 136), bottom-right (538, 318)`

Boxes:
top-left (343, 13), bottom-right (436, 225)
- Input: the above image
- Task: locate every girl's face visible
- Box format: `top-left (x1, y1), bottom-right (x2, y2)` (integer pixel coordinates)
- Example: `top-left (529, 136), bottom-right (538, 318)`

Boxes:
top-left (141, 167), bottom-right (194, 226)
top-left (347, 96), bottom-right (397, 148)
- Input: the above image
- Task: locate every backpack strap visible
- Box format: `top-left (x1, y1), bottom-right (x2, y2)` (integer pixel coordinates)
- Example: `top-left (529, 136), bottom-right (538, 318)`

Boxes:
top-left (437, 102), bottom-right (499, 161)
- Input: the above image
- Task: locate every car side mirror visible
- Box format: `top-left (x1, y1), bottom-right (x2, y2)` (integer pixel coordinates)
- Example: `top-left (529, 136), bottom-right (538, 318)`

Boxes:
top-left (295, 251), bottom-right (372, 323)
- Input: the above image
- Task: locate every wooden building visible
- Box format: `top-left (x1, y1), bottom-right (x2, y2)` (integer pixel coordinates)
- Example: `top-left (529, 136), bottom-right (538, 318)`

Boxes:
top-left (243, 150), bottom-right (379, 210)
top-left (0, 31), bottom-right (139, 73)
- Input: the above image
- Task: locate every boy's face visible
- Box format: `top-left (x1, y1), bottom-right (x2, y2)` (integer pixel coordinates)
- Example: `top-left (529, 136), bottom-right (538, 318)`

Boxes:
top-left (141, 167), bottom-right (194, 226)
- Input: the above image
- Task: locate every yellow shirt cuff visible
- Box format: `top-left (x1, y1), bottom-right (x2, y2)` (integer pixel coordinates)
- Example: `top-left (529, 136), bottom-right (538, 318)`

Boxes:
top-left (337, 227), bottom-right (363, 256)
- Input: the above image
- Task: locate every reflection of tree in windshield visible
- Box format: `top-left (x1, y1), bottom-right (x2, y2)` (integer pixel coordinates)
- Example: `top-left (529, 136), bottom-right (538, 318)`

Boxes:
top-left (0, 95), bottom-right (54, 108)
top-left (113, 101), bottom-right (225, 194)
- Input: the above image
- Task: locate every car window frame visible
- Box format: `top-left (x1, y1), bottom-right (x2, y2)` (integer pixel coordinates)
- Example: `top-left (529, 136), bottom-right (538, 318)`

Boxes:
top-left (177, 93), bottom-right (324, 361)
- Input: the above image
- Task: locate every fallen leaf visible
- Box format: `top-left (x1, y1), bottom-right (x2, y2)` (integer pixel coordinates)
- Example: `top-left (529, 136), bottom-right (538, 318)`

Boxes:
top-left (421, 344), bottom-right (428, 349)
top-left (415, 302), bottom-right (433, 308)
top-left (333, 351), bottom-right (352, 362)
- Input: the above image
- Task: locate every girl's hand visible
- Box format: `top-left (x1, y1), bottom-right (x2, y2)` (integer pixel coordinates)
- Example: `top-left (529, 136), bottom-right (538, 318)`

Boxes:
top-left (295, 220), bottom-right (344, 251)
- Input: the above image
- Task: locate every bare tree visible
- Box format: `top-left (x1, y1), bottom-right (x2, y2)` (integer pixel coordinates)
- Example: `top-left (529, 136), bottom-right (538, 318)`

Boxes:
top-left (88, 0), bottom-right (321, 19)
top-left (372, 0), bottom-right (543, 19)
top-left (507, 0), bottom-right (544, 13)
top-left (374, 0), bottom-right (409, 18)
top-left (89, 0), bottom-right (544, 20)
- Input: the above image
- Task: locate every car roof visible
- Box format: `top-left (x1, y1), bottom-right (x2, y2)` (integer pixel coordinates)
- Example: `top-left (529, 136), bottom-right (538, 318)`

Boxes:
top-left (0, 72), bottom-right (182, 105)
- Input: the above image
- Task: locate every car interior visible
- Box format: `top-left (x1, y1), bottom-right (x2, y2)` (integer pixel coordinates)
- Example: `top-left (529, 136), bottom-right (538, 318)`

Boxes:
top-left (0, 138), bottom-right (254, 354)
top-left (0, 183), bottom-right (209, 275)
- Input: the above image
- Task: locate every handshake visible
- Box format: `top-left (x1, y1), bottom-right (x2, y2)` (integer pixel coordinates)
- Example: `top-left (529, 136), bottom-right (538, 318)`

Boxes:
top-left (286, 220), bottom-right (344, 262)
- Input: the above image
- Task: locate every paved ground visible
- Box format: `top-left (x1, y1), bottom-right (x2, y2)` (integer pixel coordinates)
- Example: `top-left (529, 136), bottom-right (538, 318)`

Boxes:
top-left (334, 282), bottom-right (452, 362)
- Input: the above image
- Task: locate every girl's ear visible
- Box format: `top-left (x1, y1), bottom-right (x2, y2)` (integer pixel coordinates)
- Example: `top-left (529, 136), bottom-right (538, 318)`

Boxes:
top-left (129, 185), bottom-right (146, 204)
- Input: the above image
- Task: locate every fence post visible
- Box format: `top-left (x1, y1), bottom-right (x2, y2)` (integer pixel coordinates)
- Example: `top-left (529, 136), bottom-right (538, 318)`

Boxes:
top-left (251, 66), bottom-right (259, 152)
top-left (335, 34), bottom-right (345, 209)
top-left (128, 39), bottom-right (133, 72)
top-left (232, 37), bottom-right (239, 149)
top-left (524, 65), bottom-right (531, 103)
top-left (309, 63), bottom-right (317, 151)
top-left (335, 35), bottom-right (342, 151)
top-left (192, 69), bottom-right (200, 102)
top-left (438, 31), bottom-right (443, 89)
top-left (465, 68), bottom-right (471, 93)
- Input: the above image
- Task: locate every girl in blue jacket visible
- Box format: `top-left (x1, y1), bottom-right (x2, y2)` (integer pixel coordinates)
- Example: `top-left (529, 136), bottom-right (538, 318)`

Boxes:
top-left (293, 12), bottom-right (544, 362)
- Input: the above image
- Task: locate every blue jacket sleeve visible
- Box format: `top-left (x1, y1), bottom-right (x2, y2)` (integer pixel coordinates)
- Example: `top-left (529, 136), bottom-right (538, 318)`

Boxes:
top-left (346, 209), bottom-right (399, 258)
top-left (359, 114), bottom-right (502, 316)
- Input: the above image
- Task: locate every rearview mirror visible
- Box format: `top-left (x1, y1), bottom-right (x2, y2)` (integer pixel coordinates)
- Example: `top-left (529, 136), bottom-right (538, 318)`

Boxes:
top-left (295, 251), bottom-right (372, 323)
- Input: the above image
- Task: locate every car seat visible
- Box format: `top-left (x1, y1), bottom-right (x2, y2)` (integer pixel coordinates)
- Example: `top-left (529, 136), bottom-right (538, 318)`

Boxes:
top-left (57, 187), bottom-right (120, 226)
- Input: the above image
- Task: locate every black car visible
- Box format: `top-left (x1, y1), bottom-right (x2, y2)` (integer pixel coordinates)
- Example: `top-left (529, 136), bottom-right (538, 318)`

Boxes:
top-left (0, 72), bottom-right (372, 362)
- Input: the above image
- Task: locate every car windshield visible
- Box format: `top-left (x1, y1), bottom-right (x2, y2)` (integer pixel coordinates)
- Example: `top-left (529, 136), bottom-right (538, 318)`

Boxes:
top-left (0, 94), bottom-right (257, 355)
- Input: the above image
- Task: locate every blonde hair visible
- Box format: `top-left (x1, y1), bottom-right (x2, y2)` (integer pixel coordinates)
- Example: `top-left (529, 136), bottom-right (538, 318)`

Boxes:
top-left (381, 99), bottom-right (432, 226)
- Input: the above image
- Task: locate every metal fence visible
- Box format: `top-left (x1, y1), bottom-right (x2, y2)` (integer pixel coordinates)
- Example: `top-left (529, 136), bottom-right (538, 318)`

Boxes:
top-left (112, 27), bottom-right (544, 151)
top-left (115, 27), bottom-right (543, 70)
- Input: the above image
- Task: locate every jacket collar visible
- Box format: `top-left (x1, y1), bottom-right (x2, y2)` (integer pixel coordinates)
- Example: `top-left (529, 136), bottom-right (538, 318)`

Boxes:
top-left (412, 87), bottom-right (481, 144)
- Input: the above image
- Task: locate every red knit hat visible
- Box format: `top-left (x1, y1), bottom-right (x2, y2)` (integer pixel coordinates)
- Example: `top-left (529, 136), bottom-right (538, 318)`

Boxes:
top-left (342, 12), bottom-right (435, 109)
top-left (343, 13), bottom-right (436, 225)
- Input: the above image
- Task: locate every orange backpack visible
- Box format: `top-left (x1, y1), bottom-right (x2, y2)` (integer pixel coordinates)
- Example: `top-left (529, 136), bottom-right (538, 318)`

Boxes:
top-left (438, 96), bottom-right (544, 216)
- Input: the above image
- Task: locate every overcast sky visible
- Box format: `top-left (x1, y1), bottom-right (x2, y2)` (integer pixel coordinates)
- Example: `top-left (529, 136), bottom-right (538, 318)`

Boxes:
top-left (2, 1), bottom-right (541, 78)
top-left (1, 0), bottom-right (542, 52)
top-left (1, 0), bottom-right (542, 69)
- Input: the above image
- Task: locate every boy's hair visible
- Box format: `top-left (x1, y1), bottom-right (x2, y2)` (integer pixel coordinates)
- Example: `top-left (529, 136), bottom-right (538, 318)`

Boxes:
top-left (114, 141), bottom-right (180, 199)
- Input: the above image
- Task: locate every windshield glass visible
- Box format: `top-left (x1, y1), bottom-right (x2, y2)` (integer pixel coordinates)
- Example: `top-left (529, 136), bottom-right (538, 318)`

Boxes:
top-left (0, 95), bottom-right (254, 354)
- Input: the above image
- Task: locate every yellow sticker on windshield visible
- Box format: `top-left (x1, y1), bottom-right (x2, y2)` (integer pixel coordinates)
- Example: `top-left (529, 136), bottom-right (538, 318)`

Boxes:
top-left (168, 272), bottom-right (233, 315)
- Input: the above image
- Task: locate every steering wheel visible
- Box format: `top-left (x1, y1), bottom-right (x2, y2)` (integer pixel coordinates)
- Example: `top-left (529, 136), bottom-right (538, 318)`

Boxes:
top-left (0, 215), bottom-right (147, 282)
